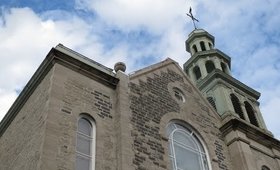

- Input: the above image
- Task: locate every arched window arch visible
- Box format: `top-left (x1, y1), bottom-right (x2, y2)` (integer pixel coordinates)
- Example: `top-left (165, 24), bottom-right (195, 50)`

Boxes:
top-left (200, 41), bottom-right (206, 51)
top-left (205, 60), bottom-right (215, 73)
top-left (208, 42), bottom-right (212, 49)
top-left (76, 114), bottom-right (96, 170)
top-left (221, 62), bottom-right (228, 73)
top-left (244, 101), bottom-right (259, 127)
top-left (221, 62), bottom-right (227, 73)
top-left (193, 44), bottom-right (198, 53)
top-left (230, 94), bottom-right (245, 120)
top-left (193, 66), bottom-right (202, 80)
top-left (261, 165), bottom-right (270, 170)
top-left (207, 97), bottom-right (217, 111)
top-left (167, 122), bottom-right (210, 170)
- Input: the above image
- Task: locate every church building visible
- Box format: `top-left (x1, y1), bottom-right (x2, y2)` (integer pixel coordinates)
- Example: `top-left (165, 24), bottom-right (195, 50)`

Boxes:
top-left (0, 28), bottom-right (280, 170)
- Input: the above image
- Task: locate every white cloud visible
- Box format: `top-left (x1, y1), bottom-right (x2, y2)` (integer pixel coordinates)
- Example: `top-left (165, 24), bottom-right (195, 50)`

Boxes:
top-left (261, 95), bottom-right (280, 140)
top-left (75, 0), bottom-right (195, 33)
top-left (0, 7), bottom-right (99, 120)
top-left (0, 90), bottom-right (17, 121)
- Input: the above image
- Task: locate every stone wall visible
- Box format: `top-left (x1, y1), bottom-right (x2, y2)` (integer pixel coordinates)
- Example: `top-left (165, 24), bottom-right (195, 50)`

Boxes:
top-left (130, 69), bottom-right (181, 169)
top-left (39, 63), bottom-right (117, 170)
top-left (252, 148), bottom-right (280, 170)
top-left (0, 67), bottom-right (53, 170)
top-left (129, 65), bottom-right (232, 170)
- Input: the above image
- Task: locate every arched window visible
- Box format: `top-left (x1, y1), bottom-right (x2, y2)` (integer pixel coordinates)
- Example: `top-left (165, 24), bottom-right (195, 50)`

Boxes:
top-left (208, 43), bottom-right (212, 49)
top-left (262, 165), bottom-right (270, 170)
top-left (207, 97), bottom-right (217, 111)
top-left (205, 61), bottom-right (215, 73)
top-left (167, 123), bottom-right (210, 170)
top-left (200, 41), bottom-right (206, 51)
top-left (221, 62), bottom-right (227, 73)
top-left (193, 44), bottom-right (198, 53)
top-left (193, 66), bottom-right (202, 80)
top-left (76, 115), bottom-right (96, 170)
top-left (244, 101), bottom-right (259, 127)
top-left (230, 94), bottom-right (245, 120)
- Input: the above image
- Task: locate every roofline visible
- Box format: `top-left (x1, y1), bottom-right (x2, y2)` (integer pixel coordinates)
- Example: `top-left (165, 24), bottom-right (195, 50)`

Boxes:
top-left (0, 44), bottom-right (119, 136)
top-left (0, 49), bottom-right (54, 137)
top-left (55, 44), bottom-right (115, 77)
top-left (129, 58), bottom-right (177, 79)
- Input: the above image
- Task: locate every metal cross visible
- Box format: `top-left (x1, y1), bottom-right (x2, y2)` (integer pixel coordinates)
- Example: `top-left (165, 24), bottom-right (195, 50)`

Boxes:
top-left (186, 7), bottom-right (199, 29)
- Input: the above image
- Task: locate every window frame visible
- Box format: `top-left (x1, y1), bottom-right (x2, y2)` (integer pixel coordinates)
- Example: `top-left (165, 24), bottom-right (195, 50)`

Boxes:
top-left (193, 66), bottom-right (202, 80)
top-left (173, 87), bottom-right (185, 103)
top-left (167, 122), bottom-right (211, 170)
top-left (205, 60), bottom-right (215, 74)
top-left (193, 44), bottom-right (198, 53)
top-left (76, 114), bottom-right (96, 170)
top-left (230, 94), bottom-right (245, 120)
top-left (220, 62), bottom-right (228, 74)
top-left (200, 41), bottom-right (206, 51)
top-left (244, 101), bottom-right (259, 127)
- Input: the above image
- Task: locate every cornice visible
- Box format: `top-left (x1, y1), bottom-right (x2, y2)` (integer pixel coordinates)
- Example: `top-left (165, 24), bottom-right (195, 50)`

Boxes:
top-left (220, 118), bottom-right (280, 150)
top-left (183, 49), bottom-right (231, 70)
top-left (198, 69), bottom-right (260, 99)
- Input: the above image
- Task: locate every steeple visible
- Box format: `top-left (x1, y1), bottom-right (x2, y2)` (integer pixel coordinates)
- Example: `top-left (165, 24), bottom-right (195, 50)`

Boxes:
top-left (184, 29), bottom-right (231, 83)
top-left (184, 28), bottom-right (268, 131)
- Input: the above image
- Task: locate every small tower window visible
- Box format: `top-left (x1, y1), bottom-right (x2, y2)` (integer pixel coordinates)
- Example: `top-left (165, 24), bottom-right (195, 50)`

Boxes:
top-left (207, 97), bottom-right (217, 111)
top-left (230, 94), bottom-right (245, 120)
top-left (205, 60), bottom-right (215, 73)
top-left (245, 101), bottom-right (259, 127)
top-left (221, 62), bottom-right (227, 73)
top-left (193, 66), bottom-right (202, 80)
top-left (192, 44), bottom-right (198, 53)
top-left (200, 41), bottom-right (206, 51)
top-left (208, 42), bottom-right (212, 49)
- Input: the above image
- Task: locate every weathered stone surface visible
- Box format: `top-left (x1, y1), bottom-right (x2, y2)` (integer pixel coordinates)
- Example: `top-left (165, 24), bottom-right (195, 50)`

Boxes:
top-left (129, 69), bottom-right (181, 169)
top-left (0, 67), bottom-right (52, 170)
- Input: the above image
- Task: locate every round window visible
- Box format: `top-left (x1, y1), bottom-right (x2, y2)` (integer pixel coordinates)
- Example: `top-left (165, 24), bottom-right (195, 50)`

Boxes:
top-left (173, 87), bottom-right (185, 102)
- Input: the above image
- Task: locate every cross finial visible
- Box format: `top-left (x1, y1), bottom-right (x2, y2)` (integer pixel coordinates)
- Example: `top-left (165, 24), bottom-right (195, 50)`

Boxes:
top-left (186, 7), bottom-right (199, 29)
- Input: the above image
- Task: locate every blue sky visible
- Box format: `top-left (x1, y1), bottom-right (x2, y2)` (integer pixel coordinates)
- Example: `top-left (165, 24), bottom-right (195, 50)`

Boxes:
top-left (0, 0), bottom-right (280, 139)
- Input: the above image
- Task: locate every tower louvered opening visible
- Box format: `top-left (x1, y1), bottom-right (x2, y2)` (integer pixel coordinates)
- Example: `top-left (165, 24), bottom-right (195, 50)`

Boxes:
top-left (230, 94), bottom-right (245, 120)
top-left (207, 97), bottom-right (217, 111)
top-left (245, 101), bottom-right (259, 127)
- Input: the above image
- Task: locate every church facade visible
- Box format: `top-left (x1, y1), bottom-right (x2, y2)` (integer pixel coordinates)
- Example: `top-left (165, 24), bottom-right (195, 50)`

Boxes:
top-left (0, 29), bottom-right (279, 170)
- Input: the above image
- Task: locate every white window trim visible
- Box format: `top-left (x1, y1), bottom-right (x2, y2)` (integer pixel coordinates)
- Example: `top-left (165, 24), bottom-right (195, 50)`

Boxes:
top-left (167, 123), bottom-right (212, 170)
top-left (76, 114), bottom-right (96, 170)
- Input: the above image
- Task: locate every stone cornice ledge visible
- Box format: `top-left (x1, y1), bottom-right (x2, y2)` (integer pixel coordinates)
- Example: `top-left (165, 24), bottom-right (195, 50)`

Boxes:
top-left (220, 118), bottom-right (280, 150)
top-left (198, 69), bottom-right (260, 99)
top-left (183, 49), bottom-right (231, 70)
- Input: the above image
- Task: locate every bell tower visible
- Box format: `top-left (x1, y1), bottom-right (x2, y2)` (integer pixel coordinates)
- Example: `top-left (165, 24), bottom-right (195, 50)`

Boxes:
top-left (183, 29), bottom-right (267, 130)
